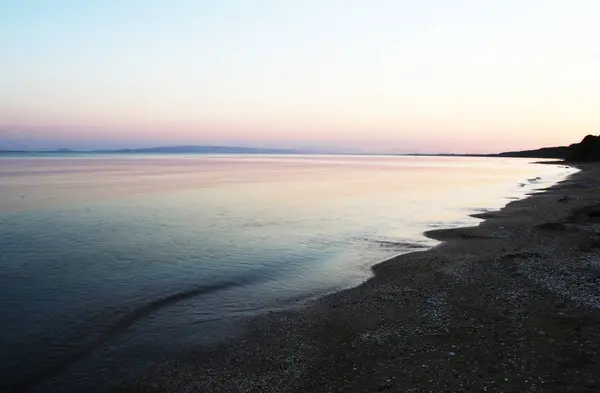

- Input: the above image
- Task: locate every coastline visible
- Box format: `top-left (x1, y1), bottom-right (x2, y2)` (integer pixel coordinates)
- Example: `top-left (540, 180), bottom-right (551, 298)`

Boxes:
top-left (64, 163), bottom-right (600, 391)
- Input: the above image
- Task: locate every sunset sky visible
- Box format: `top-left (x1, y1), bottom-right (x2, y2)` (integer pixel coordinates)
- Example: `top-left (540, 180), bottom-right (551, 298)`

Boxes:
top-left (1, 1), bottom-right (598, 153)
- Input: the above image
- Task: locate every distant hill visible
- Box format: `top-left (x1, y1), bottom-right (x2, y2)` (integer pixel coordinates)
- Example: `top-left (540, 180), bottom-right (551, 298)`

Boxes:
top-left (497, 146), bottom-right (569, 159)
top-left (109, 145), bottom-right (300, 154)
top-left (0, 145), bottom-right (301, 155)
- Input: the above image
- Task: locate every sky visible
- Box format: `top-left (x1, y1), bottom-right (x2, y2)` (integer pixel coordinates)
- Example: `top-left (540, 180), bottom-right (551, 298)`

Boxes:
top-left (1, 0), bottom-right (599, 153)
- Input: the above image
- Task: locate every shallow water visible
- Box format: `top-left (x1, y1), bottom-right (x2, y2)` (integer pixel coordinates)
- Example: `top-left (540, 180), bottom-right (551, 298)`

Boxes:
top-left (0, 154), bottom-right (574, 390)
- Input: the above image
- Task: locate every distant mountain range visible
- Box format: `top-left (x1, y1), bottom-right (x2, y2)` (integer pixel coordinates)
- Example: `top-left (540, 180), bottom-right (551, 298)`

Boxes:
top-left (3, 137), bottom-right (600, 161)
top-left (0, 145), bottom-right (300, 155)
top-left (100, 145), bottom-right (300, 154)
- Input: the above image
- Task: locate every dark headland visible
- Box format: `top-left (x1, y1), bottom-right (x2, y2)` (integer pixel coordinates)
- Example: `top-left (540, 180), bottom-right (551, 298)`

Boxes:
top-left (405, 134), bottom-right (600, 160)
top-left (498, 134), bottom-right (600, 161)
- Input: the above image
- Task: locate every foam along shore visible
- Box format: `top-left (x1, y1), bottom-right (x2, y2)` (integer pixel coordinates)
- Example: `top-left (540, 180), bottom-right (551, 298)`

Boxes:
top-left (124, 163), bottom-right (599, 392)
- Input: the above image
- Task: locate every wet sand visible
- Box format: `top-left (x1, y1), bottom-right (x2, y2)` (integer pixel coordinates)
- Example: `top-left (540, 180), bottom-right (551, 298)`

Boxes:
top-left (124, 162), bottom-right (600, 392)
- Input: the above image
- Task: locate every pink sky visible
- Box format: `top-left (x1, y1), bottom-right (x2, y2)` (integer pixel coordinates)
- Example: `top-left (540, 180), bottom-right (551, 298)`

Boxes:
top-left (1, 1), bottom-right (598, 153)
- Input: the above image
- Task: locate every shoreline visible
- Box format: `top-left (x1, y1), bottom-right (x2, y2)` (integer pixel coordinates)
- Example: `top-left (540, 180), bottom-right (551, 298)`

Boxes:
top-left (46, 162), bottom-right (600, 392)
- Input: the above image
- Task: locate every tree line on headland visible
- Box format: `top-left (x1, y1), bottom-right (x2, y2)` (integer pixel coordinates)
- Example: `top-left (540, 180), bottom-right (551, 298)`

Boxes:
top-left (498, 135), bottom-right (600, 162)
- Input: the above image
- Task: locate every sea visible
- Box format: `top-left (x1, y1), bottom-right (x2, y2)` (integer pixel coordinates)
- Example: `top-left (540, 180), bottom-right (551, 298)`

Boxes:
top-left (0, 154), bottom-right (575, 391)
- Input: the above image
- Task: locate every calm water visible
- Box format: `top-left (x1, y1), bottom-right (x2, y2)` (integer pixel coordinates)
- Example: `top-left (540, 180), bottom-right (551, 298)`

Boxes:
top-left (0, 154), bottom-right (574, 391)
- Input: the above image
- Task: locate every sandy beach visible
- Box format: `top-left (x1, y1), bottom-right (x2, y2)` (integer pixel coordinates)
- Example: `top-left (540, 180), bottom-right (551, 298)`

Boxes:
top-left (114, 162), bottom-right (600, 392)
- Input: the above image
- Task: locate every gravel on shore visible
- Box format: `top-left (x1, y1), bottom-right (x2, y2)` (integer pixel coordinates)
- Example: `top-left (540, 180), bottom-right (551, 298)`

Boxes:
top-left (125, 162), bottom-right (600, 393)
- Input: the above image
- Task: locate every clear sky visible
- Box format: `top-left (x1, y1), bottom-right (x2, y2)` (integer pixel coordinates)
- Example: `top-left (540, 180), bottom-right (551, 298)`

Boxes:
top-left (1, 0), bottom-right (598, 153)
